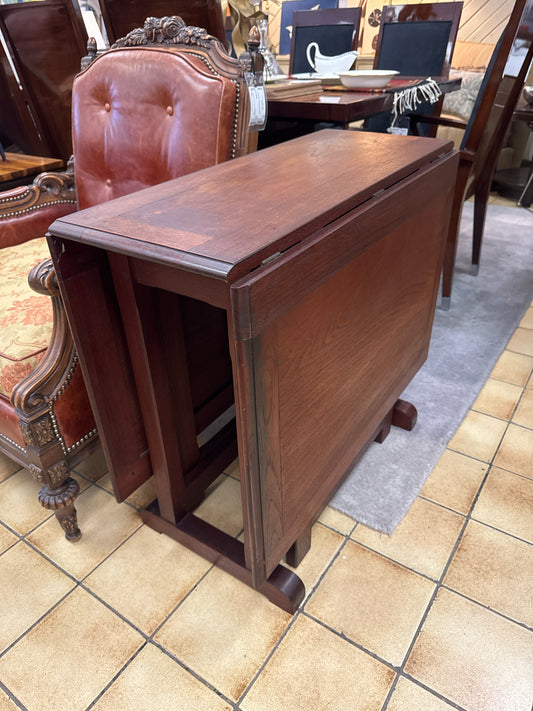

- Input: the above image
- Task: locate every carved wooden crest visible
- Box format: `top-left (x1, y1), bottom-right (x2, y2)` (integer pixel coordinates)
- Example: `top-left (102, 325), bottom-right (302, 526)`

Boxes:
top-left (112, 15), bottom-right (219, 50)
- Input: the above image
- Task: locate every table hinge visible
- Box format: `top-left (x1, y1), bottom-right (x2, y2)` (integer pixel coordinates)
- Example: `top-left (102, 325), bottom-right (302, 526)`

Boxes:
top-left (262, 251), bottom-right (282, 266)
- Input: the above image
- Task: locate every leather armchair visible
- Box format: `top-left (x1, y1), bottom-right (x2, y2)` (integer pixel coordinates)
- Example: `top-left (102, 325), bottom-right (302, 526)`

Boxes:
top-left (0, 15), bottom-right (251, 541)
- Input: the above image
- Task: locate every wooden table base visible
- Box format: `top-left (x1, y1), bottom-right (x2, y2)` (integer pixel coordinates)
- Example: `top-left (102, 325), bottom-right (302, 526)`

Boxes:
top-left (141, 398), bottom-right (417, 612)
top-left (142, 500), bottom-right (307, 613)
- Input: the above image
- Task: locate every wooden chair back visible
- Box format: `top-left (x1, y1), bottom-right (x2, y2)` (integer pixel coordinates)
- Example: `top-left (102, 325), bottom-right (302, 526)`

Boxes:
top-left (96, 0), bottom-right (227, 47)
top-left (289, 7), bottom-right (362, 75)
top-left (373, 2), bottom-right (463, 77)
top-left (0, 0), bottom-right (88, 160)
top-left (462, 0), bottom-right (533, 189)
top-left (410, 0), bottom-right (533, 306)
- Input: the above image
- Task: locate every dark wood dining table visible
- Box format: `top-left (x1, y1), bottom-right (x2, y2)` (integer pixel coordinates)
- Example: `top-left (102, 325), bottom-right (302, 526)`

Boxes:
top-left (266, 76), bottom-right (461, 127)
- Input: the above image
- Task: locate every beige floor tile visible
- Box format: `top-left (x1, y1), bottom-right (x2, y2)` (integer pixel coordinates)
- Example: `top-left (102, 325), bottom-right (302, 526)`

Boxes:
top-left (519, 305), bottom-right (533, 329)
top-left (27, 485), bottom-right (142, 580)
top-left (471, 378), bottom-right (523, 420)
top-left (0, 453), bottom-right (19, 483)
top-left (126, 475), bottom-right (157, 509)
top-left (194, 475), bottom-right (243, 536)
top-left (154, 565), bottom-right (291, 701)
top-left (513, 388), bottom-right (533, 428)
top-left (318, 505), bottom-right (356, 535)
top-left (0, 541), bottom-right (74, 653)
top-left (0, 688), bottom-right (19, 711)
top-left (472, 467), bottom-right (533, 542)
top-left (0, 587), bottom-right (143, 711)
top-left (241, 615), bottom-right (394, 711)
top-left (405, 588), bottom-right (533, 711)
top-left (306, 541), bottom-right (435, 666)
top-left (351, 498), bottom-right (464, 580)
top-left (490, 350), bottom-right (533, 387)
top-left (85, 525), bottom-right (212, 634)
top-left (0, 469), bottom-right (51, 534)
top-left (420, 449), bottom-right (487, 515)
top-left (224, 457), bottom-right (240, 479)
top-left (507, 326), bottom-right (533, 357)
top-left (493, 423), bottom-right (533, 479)
top-left (444, 520), bottom-right (532, 626)
top-left (288, 522), bottom-right (344, 598)
top-left (100, 472), bottom-right (151, 508)
top-left (92, 643), bottom-right (232, 711)
top-left (448, 410), bottom-right (507, 462)
top-left (387, 677), bottom-right (456, 710)
top-left (94, 471), bottom-right (114, 493)
top-left (74, 446), bottom-right (108, 482)
top-left (0, 523), bottom-right (18, 554)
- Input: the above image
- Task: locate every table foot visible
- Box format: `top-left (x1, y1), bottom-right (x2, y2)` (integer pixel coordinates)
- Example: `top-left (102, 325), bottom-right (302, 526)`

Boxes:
top-left (374, 399), bottom-right (417, 443)
top-left (142, 500), bottom-right (305, 614)
top-left (391, 399), bottom-right (417, 431)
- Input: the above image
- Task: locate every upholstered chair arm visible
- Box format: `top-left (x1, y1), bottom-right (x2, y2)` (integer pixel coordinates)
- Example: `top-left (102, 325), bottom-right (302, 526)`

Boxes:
top-left (10, 258), bottom-right (74, 415)
top-left (0, 161), bottom-right (77, 248)
top-left (9, 256), bottom-right (97, 543)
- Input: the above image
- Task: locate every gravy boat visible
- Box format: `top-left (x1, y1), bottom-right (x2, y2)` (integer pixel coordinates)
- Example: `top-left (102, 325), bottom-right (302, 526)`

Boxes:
top-left (306, 42), bottom-right (358, 74)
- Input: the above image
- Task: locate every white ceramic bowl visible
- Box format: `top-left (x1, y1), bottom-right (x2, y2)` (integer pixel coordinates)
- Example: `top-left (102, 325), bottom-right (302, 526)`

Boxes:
top-left (337, 70), bottom-right (399, 89)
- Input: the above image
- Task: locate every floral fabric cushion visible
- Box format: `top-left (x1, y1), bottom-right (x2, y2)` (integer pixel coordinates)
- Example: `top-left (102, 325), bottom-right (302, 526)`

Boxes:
top-left (442, 69), bottom-right (485, 121)
top-left (0, 237), bottom-right (53, 399)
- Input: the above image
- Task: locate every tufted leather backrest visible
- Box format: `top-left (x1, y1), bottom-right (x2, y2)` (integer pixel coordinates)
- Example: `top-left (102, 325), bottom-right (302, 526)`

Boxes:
top-left (72, 44), bottom-right (248, 211)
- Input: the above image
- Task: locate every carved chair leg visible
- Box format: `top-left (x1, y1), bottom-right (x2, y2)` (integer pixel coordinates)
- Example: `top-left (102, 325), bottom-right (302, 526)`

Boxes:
top-left (38, 477), bottom-right (81, 541)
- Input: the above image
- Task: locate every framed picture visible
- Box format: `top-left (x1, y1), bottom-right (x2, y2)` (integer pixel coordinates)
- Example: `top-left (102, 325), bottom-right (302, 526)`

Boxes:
top-left (279, 0), bottom-right (338, 55)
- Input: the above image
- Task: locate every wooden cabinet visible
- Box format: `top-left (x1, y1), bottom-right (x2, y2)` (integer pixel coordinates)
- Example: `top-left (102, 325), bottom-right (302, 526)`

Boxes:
top-left (49, 130), bottom-right (458, 611)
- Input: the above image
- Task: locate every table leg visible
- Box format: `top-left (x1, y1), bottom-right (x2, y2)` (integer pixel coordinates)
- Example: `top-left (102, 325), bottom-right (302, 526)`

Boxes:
top-left (142, 501), bottom-right (305, 613)
top-left (285, 523), bottom-right (313, 568)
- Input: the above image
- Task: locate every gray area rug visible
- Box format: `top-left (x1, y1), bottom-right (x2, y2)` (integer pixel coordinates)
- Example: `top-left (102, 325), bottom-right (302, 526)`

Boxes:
top-left (331, 201), bottom-right (533, 534)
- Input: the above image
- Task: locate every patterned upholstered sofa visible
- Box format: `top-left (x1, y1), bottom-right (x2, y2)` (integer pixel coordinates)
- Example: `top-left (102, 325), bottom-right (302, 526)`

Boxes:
top-left (0, 15), bottom-right (252, 542)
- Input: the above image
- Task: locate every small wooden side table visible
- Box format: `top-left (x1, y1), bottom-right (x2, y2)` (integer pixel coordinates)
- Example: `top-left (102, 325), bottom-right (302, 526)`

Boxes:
top-left (49, 130), bottom-right (458, 612)
top-left (0, 152), bottom-right (63, 190)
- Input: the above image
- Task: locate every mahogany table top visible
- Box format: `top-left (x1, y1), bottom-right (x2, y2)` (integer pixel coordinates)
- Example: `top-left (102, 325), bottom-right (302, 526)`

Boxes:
top-left (51, 130), bottom-right (453, 282)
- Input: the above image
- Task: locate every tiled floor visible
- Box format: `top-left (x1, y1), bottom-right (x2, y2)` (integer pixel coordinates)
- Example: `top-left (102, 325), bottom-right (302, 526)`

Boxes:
top-left (1, 226), bottom-right (532, 711)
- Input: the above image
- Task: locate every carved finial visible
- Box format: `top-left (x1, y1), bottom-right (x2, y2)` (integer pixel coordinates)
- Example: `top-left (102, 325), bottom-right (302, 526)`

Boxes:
top-left (112, 15), bottom-right (220, 50)
top-left (248, 25), bottom-right (260, 49)
top-left (81, 37), bottom-right (98, 70)
top-left (243, 26), bottom-right (263, 75)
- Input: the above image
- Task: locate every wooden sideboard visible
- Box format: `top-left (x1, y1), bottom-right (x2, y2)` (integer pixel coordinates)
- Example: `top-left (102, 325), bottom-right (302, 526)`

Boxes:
top-left (49, 130), bottom-right (458, 612)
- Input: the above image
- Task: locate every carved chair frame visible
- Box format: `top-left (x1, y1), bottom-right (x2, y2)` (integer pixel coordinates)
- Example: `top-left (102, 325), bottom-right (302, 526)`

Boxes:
top-left (0, 15), bottom-right (252, 541)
